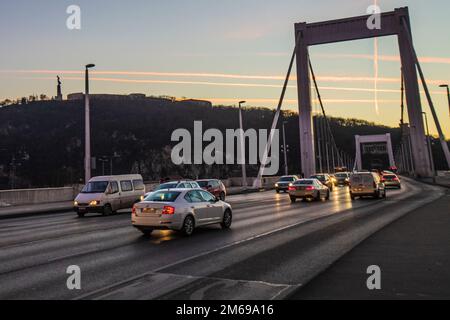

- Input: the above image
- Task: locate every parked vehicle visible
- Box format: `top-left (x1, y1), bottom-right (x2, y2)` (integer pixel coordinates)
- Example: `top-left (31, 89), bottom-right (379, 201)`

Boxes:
top-left (275, 175), bottom-right (300, 193)
top-left (132, 189), bottom-right (232, 236)
top-left (309, 174), bottom-right (334, 191)
top-left (144, 180), bottom-right (200, 198)
top-left (382, 174), bottom-right (401, 189)
top-left (74, 175), bottom-right (145, 217)
top-left (349, 172), bottom-right (386, 200)
top-left (197, 179), bottom-right (227, 201)
top-left (335, 172), bottom-right (350, 186)
top-left (288, 179), bottom-right (330, 202)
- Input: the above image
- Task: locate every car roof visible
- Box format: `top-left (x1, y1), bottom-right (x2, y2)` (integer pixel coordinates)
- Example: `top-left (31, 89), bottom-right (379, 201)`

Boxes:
top-left (161, 180), bottom-right (197, 184)
top-left (89, 174), bottom-right (142, 182)
top-left (152, 188), bottom-right (200, 193)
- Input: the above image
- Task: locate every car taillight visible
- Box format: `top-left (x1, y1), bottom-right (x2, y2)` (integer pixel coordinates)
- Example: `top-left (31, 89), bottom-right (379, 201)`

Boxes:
top-left (132, 205), bottom-right (136, 215)
top-left (288, 186), bottom-right (296, 191)
top-left (393, 177), bottom-right (399, 181)
top-left (162, 206), bottom-right (175, 215)
top-left (306, 186), bottom-right (315, 191)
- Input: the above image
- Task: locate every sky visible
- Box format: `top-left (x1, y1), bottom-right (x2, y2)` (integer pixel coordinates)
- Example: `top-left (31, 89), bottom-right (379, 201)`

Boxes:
top-left (0, 0), bottom-right (449, 136)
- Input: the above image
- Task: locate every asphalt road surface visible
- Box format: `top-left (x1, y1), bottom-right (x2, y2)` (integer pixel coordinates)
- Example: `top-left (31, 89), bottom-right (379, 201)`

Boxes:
top-left (0, 178), bottom-right (445, 300)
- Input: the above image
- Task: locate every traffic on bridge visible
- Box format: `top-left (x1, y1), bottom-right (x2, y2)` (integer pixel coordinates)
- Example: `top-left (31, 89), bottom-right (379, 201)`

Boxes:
top-left (1, 0), bottom-right (450, 315)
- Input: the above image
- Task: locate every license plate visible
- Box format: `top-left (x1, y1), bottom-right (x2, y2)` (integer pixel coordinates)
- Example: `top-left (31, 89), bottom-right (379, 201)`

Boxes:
top-left (143, 208), bottom-right (157, 214)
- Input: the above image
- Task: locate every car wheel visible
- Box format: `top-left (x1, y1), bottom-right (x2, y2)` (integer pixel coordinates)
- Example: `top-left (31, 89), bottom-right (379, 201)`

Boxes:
top-left (315, 191), bottom-right (321, 201)
top-left (221, 209), bottom-right (232, 229)
top-left (350, 193), bottom-right (355, 201)
top-left (290, 196), bottom-right (296, 203)
top-left (140, 229), bottom-right (153, 237)
top-left (276, 189), bottom-right (280, 194)
top-left (77, 212), bottom-right (85, 218)
top-left (219, 192), bottom-right (226, 201)
top-left (326, 191), bottom-right (330, 200)
top-left (103, 204), bottom-right (113, 216)
top-left (383, 190), bottom-right (387, 199)
top-left (181, 216), bottom-right (195, 236)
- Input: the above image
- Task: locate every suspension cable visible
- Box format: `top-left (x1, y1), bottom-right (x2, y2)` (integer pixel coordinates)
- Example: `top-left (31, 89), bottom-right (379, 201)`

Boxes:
top-left (308, 58), bottom-right (345, 168)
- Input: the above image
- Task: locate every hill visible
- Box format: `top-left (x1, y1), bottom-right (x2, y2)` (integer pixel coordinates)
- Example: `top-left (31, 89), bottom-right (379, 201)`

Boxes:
top-left (0, 97), bottom-right (446, 189)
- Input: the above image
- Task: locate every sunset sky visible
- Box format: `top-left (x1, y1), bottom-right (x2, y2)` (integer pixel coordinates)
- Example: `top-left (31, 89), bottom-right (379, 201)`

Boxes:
top-left (0, 0), bottom-right (449, 136)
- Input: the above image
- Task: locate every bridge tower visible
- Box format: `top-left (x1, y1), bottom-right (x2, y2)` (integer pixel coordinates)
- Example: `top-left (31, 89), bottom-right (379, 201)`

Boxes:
top-left (295, 7), bottom-right (433, 178)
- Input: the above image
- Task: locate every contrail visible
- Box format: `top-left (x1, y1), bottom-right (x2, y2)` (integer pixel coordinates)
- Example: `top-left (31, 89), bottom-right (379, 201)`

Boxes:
top-left (373, 0), bottom-right (380, 115)
top-left (3, 70), bottom-right (448, 85)
top-left (21, 76), bottom-right (447, 95)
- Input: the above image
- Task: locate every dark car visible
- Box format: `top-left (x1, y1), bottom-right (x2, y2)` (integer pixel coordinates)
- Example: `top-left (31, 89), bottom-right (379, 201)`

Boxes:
top-left (309, 174), bottom-right (334, 191)
top-left (335, 172), bottom-right (350, 186)
top-left (275, 175), bottom-right (300, 193)
top-left (197, 179), bottom-right (227, 201)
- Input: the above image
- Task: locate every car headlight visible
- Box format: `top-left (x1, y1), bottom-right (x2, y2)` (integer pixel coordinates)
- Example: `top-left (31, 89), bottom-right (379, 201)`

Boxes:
top-left (140, 195), bottom-right (145, 201)
top-left (275, 183), bottom-right (279, 187)
top-left (74, 201), bottom-right (78, 206)
top-left (89, 200), bottom-right (99, 206)
top-left (289, 183), bottom-right (293, 187)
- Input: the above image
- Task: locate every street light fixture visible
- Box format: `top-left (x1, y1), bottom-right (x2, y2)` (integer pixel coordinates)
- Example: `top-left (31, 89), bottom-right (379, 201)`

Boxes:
top-left (84, 64), bottom-right (95, 184)
top-left (238, 101), bottom-right (247, 188)
top-left (439, 84), bottom-right (450, 117)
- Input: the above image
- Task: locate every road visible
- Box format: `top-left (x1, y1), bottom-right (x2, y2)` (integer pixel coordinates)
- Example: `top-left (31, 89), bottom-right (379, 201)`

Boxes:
top-left (0, 178), bottom-right (445, 300)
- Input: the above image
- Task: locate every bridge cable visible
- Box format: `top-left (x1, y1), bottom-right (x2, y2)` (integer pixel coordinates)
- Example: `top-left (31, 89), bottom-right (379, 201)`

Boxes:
top-left (308, 58), bottom-right (346, 170)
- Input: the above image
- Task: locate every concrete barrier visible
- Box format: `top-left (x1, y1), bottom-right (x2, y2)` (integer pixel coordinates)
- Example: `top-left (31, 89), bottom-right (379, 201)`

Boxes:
top-left (0, 187), bottom-right (78, 207)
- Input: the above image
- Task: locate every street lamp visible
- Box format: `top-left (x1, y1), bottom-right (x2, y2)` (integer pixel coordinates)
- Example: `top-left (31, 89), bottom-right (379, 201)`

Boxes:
top-left (238, 101), bottom-right (247, 188)
top-left (84, 64), bottom-right (95, 183)
top-left (422, 112), bottom-right (435, 177)
top-left (439, 84), bottom-right (450, 117)
top-left (282, 121), bottom-right (289, 176)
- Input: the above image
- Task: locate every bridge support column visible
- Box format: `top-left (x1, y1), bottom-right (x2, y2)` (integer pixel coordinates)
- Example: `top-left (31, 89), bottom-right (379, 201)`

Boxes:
top-left (396, 9), bottom-right (432, 177)
top-left (295, 23), bottom-right (315, 178)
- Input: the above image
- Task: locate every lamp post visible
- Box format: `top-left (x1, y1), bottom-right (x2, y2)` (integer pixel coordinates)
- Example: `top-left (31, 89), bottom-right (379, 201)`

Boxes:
top-left (439, 84), bottom-right (450, 117)
top-left (422, 112), bottom-right (435, 178)
top-left (282, 121), bottom-right (289, 175)
top-left (84, 64), bottom-right (95, 183)
top-left (238, 101), bottom-right (247, 188)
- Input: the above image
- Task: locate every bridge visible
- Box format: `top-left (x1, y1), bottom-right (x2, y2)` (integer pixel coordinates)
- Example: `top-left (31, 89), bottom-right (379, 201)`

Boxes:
top-left (0, 7), bottom-right (449, 301)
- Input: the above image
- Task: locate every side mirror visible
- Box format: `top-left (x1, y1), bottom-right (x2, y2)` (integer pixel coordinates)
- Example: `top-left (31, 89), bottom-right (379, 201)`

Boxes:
top-left (214, 196), bottom-right (220, 202)
top-left (207, 185), bottom-right (213, 189)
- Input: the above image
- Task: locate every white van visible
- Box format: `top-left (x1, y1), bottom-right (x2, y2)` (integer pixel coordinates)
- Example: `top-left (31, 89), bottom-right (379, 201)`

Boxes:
top-left (74, 174), bottom-right (146, 217)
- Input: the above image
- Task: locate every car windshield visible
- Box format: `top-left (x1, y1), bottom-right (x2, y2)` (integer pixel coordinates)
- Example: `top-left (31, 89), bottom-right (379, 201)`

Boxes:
top-left (336, 173), bottom-right (348, 178)
top-left (81, 181), bottom-right (109, 194)
top-left (197, 181), bottom-right (209, 187)
top-left (294, 180), bottom-right (314, 185)
top-left (145, 191), bottom-right (181, 202)
top-left (280, 177), bottom-right (295, 182)
top-left (384, 175), bottom-right (396, 179)
top-left (154, 183), bottom-right (178, 191)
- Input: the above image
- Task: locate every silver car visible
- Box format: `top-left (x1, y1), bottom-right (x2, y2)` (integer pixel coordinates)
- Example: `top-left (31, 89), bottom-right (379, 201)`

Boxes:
top-left (144, 180), bottom-right (201, 198)
top-left (132, 189), bottom-right (232, 236)
top-left (288, 179), bottom-right (330, 202)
